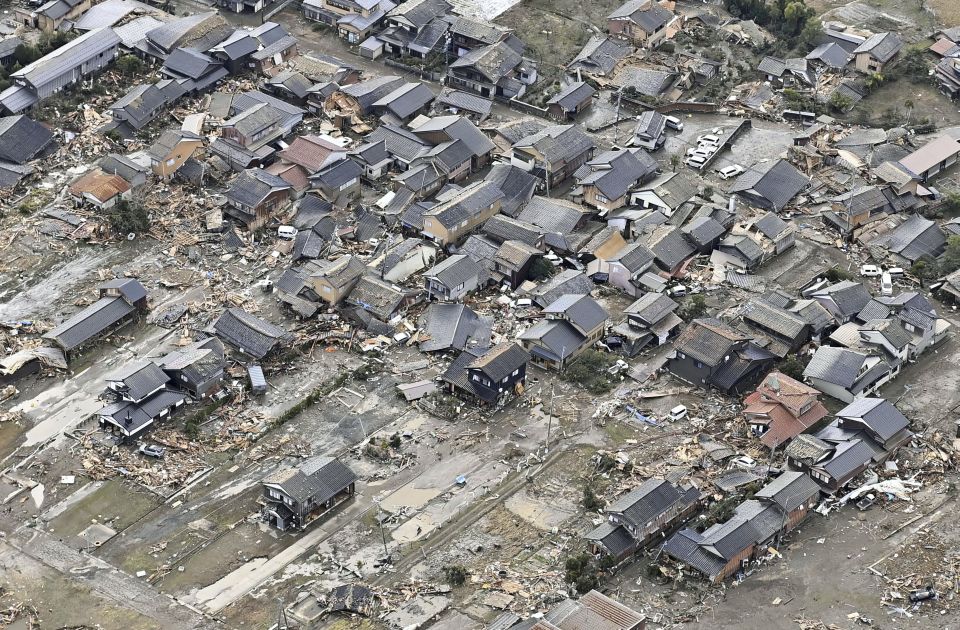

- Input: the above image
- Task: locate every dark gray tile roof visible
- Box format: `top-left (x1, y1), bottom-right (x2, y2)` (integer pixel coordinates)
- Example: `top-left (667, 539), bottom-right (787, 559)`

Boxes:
top-left (730, 159), bottom-right (809, 211)
top-left (387, 0), bottom-right (450, 29)
top-left (425, 254), bottom-right (483, 288)
top-left (466, 341), bottom-right (529, 382)
top-left (814, 281), bottom-right (872, 317)
top-left (547, 81), bottom-right (596, 111)
top-left (211, 307), bottom-right (293, 359)
top-left (881, 214), bottom-right (946, 262)
top-left (544, 294), bottom-right (607, 333)
top-left (263, 456), bottom-right (356, 504)
top-left (163, 47), bottom-right (221, 81)
top-left (435, 89), bottom-right (492, 116)
top-left (43, 297), bottom-right (135, 352)
top-left (348, 275), bottom-right (406, 320)
top-left (806, 42), bottom-right (852, 68)
top-left (836, 398), bottom-right (908, 441)
top-left (753, 211), bottom-right (789, 239)
top-left (485, 163), bottom-right (538, 216)
top-left (365, 124), bottom-right (429, 163)
top-left (683, 216), bottom-right (726, 245)
top-left (854, 32), bottom-right (902, 63)
top-left (513, 124), bottom-right (595, 164)
top-left (803, 346), bottom-right (867, 388)
top-left (107, 360), bottom-right (170, 401)
top-left (578, 148), bottom-right (657, 201)
top-left (226, 169), bottom-right (291, 208)
top-left (532, 269), bottom-right (594, 307)
top-left (663, 529), bottom-right (727, 578)
top-left (757, 56), bottom-right (787, 77)
top-left (0, 115), bottom-right (53, 164)
top-left (519, 318), bottom-right (585, 362)
top-left (250, 35), bottom-right (298, 62)
top-left (608, 478), bottom-right (699, 530)
top-left (625, 292), bottom-right (677, 324)
top-left (820, 438), bottom-right (874, 479)
top-left (585, 522), bottom-right (635, 557)
top-left (458, 234), bottom-right (499, 270)
top-left (741, 299), bottom-right (807, 339)
top-left (341, 75), bottom-right (405, 111)
top-left (609, 241), bottom-right (655, 273)
top-left (517, 196), bottom-right (587, 233)
top-left (483, 214), bottom-right (541, 247)
top-left (753, 472), bottom-right (819, 511)
top-left (425, 180), bottom-right (503, 229)
top-left (674, 318), bottom-right (751, 367)
top-left (450, 41), bottom-right (521, 82)
top-left (641, 224), bottom-right (694, 271)
top-left (372, 82), bottom-right (434, 119)
top-left (568, 35), bottom-right (632, 76)
top-left (419, 302), bottom-right (490, 352)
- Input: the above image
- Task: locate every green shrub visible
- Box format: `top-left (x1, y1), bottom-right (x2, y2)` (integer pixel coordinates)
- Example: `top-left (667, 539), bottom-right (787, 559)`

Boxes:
top-left (443, 565), bottom-right (468, 586)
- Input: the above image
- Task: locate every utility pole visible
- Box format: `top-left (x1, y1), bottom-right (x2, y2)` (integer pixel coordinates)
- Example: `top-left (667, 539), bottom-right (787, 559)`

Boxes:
top-left (545, 381), bottom-right (555, 455)
top-left (376, 500), bottom-right (389, 560)
top-left (276, 597), bottom-right (287, 630)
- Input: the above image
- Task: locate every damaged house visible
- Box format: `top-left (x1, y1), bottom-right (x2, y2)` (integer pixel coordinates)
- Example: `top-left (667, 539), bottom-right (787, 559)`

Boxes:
top-left (97, 360), bottom-right (189, 442)
top-left (519, 294), bottom-right (608, 370)
top-left (511, 124), bottom-right (596, 189)
top-left (667, 318), bottom-right (777, 394)
top-left (424, 254), bottom-right (486, 301)
top-left (441, 342), bottom-right (530, 405)
top-left (210, 307), bottom-right (295, 360)
top-left (307, 255), bottom-right (367, 305)
top-left (802, 345), bottom-right (893, 403)
top-left (223, 168), bottom-right (294, 231)
top-left (43, 279), bottom-right (148, 361)
top-left (586, 477), bottom-right (702, 562)
top-left (575, 148), bottom-right (658, 213)
top-left (421, 180), bottom-right (504, 246)
top-left (787, 397), bottom-right (912, 493)
top-left (612, 291), bottom-right (682, 356)
top-left (447, 39), bottom-right (531, 99)
top-left (261, 456), bottom-right (357, 531)
top-left (663, 472), bottom-right (820, 583)
top-left (743, 371), bottom-right (828, 450)
top-left (728, 158), bottom-right (809, 212)
top-left (607, 0), bottom-right (681, 49)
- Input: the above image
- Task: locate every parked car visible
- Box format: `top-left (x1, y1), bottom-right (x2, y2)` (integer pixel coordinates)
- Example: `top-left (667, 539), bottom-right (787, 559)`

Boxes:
top-left (664, 115), bottom-right (684, 131)
top-left (881, 271), bottom-right (894, 296)
top-left (138, 444), bottom-right (166, 458)
top-left (860, 264), bottom-right (881, 277)
top-left (697, 134), bottom-right (721, 146)
top-left (668, 405), bottom-right (688, 421)
top-left (667, 284), bottom-right (688, 297)
top-left (277, 225), bottom-right (297, 240)
top-left (717, 164), bottom-right (745, 180)
top-left (887, 267), bottom-right (905, 276)
top-left (684, 155), bottom-right (706, 169)
top-left (730, 455), bottom-right (756, 470)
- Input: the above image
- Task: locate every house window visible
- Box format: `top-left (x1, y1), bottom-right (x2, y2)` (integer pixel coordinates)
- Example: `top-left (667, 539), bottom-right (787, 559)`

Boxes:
top-left (595, 193), bottom-right (610, 203)
top-left (268, 488), bottom-right (282, 499)
top-left (512, 369), bottom-right (519, 376)
top-left (322, 286), bottom-right (331, 293)
top-left (695, 360), bottom-right (703, 369)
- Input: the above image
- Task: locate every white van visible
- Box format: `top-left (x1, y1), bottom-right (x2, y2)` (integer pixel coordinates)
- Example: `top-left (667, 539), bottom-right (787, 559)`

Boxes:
top-left (277, 225), bottom-right (297, 240)
top-left (881, 271), bottom-right (893, 296)
top-left (664, 115), bottom-right (684, 131)
top-left (668, 405), bottom-right (688, 421)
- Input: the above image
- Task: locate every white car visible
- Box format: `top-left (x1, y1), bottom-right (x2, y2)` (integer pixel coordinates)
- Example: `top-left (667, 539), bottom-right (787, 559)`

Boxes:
top-left (697, 134), bottom-right (721, 146)
top-left (881, 271), bottom-right (894, 296)
top-left (717, 164), bottom-right (745, 180)
top-left (860, 264), bottom-right (881, 277)
top-left (664, 115), bottom-right (684, 131)
top-left (668, 405), bottom-right (688, 421)
top-left (684, 155), bottom-right (706, 169)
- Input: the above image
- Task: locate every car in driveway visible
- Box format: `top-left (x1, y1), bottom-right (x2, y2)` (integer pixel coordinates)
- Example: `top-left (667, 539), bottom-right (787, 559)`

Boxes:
top-left (717, 164), bottom-right (745, 180)
top-left (685, 155), bottom-right (707, 169)
top-left (860, 264), bottom-right (881, 277)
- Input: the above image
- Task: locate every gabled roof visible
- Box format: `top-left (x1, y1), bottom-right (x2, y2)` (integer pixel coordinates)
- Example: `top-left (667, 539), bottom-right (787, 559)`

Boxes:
top-left (729, 159), bottom-right (809, 211)
top-left (263, 456), bottom-right (356, 504)
top-left (106, 360), bottom-right (170, 401)
top-left (568, 35), bottom-right (632, 76)
top-left (386, 0), bottom-right (451, 29)
top-left (812, 280), bottom-right (872, 317)
top-left (424, 254), bottom-right (483, 288)
top-left (420, 303), bottom-right (490, 352)
top-left (466, 341), bottom-right (529, 381)
top-left (372, 82), bottom-right (434, 119)
top-left (608, 0), bottom-right (674, 33)
top-left (638, 171), bottom-right (698, 210)
top-left (640, 224), bottom-right (694, 271)
top-left (854, 32), bottom-right (902, 63)
top-left (68, 169), bottom-right (131, 203)
top-left (12, 28), bottom-right (121, 89)
top-left (518, 196), bottom-right (588, 234)
top-left (544, 293), bottom-right (608, 333)
top-left (674, 318), bottom-right (751, 367)
top-left (0, 116), bottom-right (53, 164)
top-left (450, 40), bottom-right (522, 83)
top-left (741, 299), bottom-right (807, 339)
top-left (609, 240), bottom-right (655, 273)
top-left (624, 291), bottom-right (677, 324)
top-left (532, 269), bottom-right (594, 307)
top-left (146, 11), bottom-right (228, 53)
top-left (279, 134), bottom-right (346, 172)
top-left (225, 168), bottom-right (292, 208)
top-left (423, 180), bottom-right (503, 229)
top-left (43, 297), bottom-right (136, 352)
top-left (806, 42), bottom-right (852, 68)
top-left (486, 163), bottom-right (539, 216)
top-left (753, 471), bottom-right (819, 511)
top-left (802, 345), bottom-right (868, 388)
top-left (835, 397), bottom-right (909, 442)
top-left (578, 149), bottom-right (657, 201)
top-left (513, 124), bottom-right (595, 164)
top-left (211, 307), bottom-right (293, 359)
top-left (683, 216), bottom-right (726, 245)
top-left (880, 214), bottom-right (946, 262)
top-left (547, 81), bottom-right (596, 111)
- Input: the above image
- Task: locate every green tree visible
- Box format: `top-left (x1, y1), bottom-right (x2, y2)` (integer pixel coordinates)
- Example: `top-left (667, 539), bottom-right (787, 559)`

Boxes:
top-left (443, 565), bottom-right (468, 586)
top-left (670, 153), bottom-right (681, 172)
top-left (942, 192), bottom-right (960, 216)
top-left (865, 72), bottom-right (885, 92)
top-left (678, 294), bottom-right (707, 320)
top-left (529, 257), bottom-right (555, 281)
top-left (116, 54), bottom-right (144, 76)
top-left (828, 92), bottom-right (853, 113)
top-left (940, 236), bottom-right (960, 275)
top-left (778, 355), bottom-right (808, 381)
top-left (910, 259), bottom-right (939, 287)
top-left (583, 484), bottom-right (602, 511)
top-left (105, 198), bottom-right (150, 236)
top-left (799, 20), bottom-right (824, 49)
top-left (13, 44), bottom-right (40, 66)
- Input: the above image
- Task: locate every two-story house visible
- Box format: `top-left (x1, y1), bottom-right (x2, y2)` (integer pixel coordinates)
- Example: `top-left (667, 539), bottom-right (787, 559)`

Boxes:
top-left (612, 291), bottom-right (682, 355)
top-left (441, 341), bottom-right (530, 405)
top-left (853, 32), bottom-right (902, 74)
top-left (377, 0), bottom-right (453, 58)
top-left (668, 318), bottom-right (777, 394)
top-left (447, 40), bottom-right (530, 99)
top-left (519, 293), bottom-right (608, 370)
top-left (606, 0), bottom-right (681, 48)
top-left (423, 254), bottom-right (485, 301)
top-left (261, 456), bottom-right (357, 531)
top-left (586, 478), bottom-right (702, 562)
top-left (743, 371), bottom-right (828, 449)
top-left (511, 124), bottom-right (596, 189)
top-left (223, 168), bottom-right (294, 231)
top-left (302, 0), bottom-right (397, 43)
top-left (305, 255), bottom-right (367, 304)
top-left (97, 359), bottom-right (188, 442)
top-left (575, 148), bottom-right (658, 213)
top-left (421, 180), bottom-right (504, 246)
